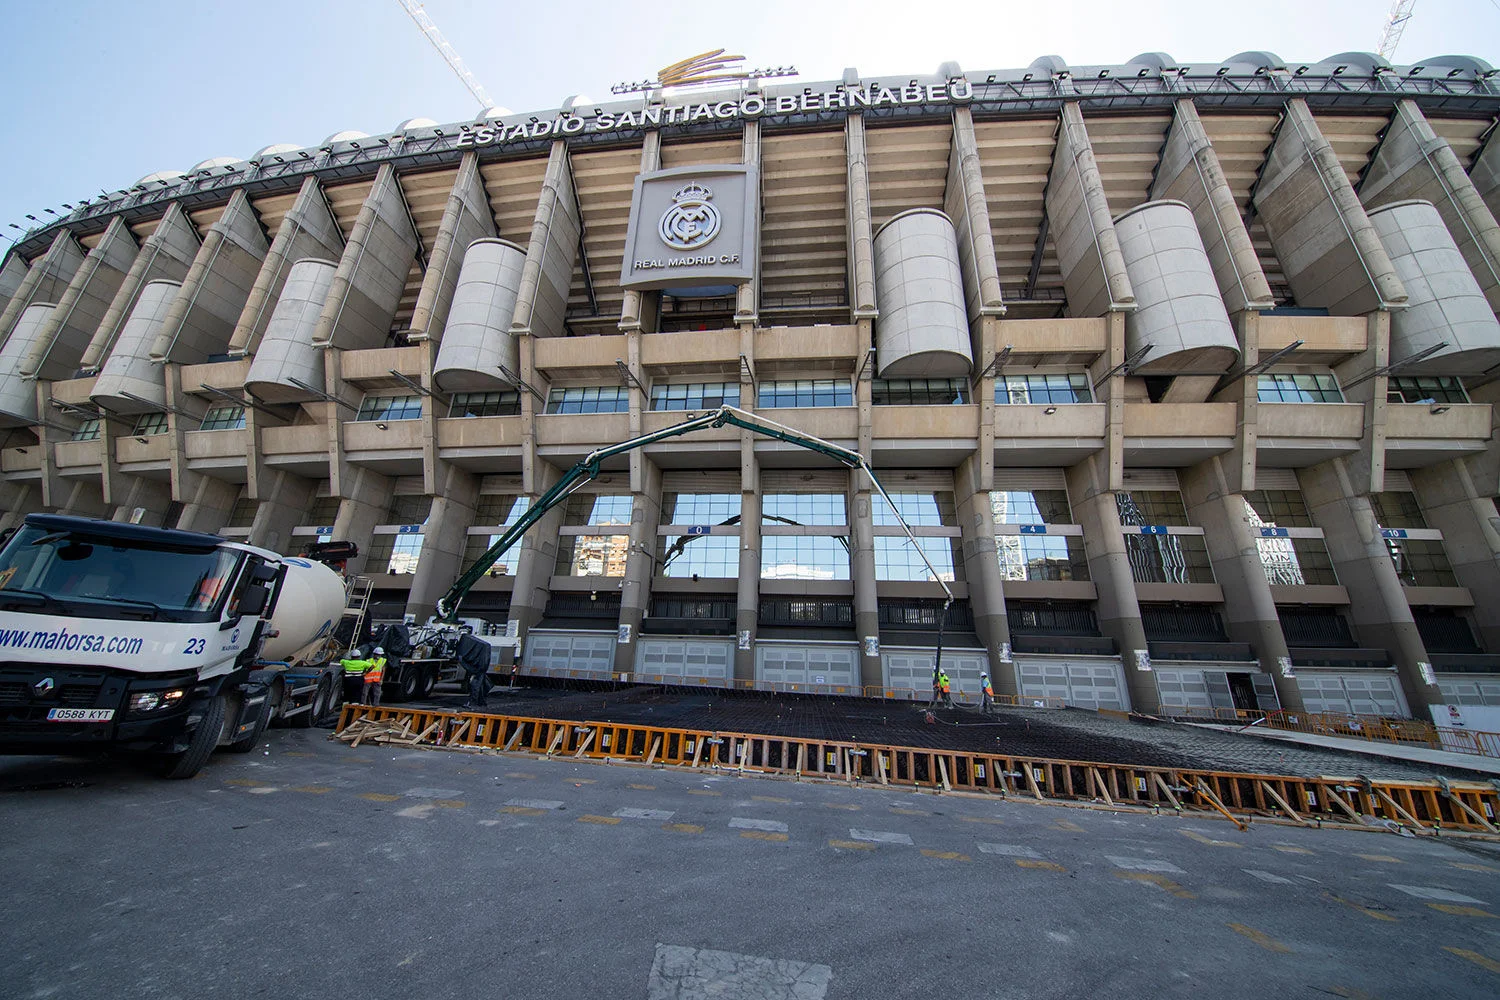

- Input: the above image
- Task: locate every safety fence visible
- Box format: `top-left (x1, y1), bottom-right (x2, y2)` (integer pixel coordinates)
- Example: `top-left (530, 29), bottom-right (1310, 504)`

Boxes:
top-left (336, 703), bottom-right (1500, 836)
top-left (1161, 706), bottom-right (1500, 761)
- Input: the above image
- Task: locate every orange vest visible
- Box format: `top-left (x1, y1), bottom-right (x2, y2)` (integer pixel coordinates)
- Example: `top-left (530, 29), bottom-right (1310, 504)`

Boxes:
top-left (364, 657), bottom-right (386, 683)
top-left (940, 676), bottom-right (951, 693)
top-left (983, 682), bottom-right (994, 696)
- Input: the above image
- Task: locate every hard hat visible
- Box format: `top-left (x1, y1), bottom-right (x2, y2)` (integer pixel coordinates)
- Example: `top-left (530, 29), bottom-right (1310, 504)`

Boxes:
top-left (374, 646), bottom-right (385, 654)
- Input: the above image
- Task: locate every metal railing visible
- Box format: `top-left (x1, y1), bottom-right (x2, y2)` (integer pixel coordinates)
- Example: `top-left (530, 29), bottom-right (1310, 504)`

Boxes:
top-left (1161, 706), bottom-right (1500, 761)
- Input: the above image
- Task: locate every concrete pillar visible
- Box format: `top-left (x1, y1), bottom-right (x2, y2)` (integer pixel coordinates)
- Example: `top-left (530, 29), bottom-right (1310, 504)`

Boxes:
top-left (1409, 459), bottom-right (1500, 653)
top-left (20, 217), bottom-right (137, 378)
top-left (848, 475), bottom-right (882, 688)
top-left (312, 164), bottom-right (418, 350)
top-left (0, 483), bottom-right (41, 531)
top-left (109, 476), bottom-right (175, 527)
top-left (406, 464), bottom-right (480, 620)
top-left (618, 133), bottom-right (662, 334)
top-left (34, 382), bottom-right (72, 511)
top-left (511, 140), bottom-right (581, 340)
top-left (1361, 101), bottom-right (1500, 314)
top-left (614, 459), bottom-right (663, 673)
top-left (0, 253), bottom-right (26, 320)
top-left (80, 204), bottom-right (201, 371)
top-left (510, 462), bottom-right (566, 655)
top-left (1298, 456), bottom-right (1442, 716)
top-left (409, 152), bottom-right (496, 343)
top-left (1474, 127), bottom-right (1500, 222)
top-left (1253, 100), bottom-right (1407, 314)
top-left (332, 467), bottom-right (395, 577)
top-left (846, 114), bottom-right (878, 321)
top-left (56, 480), bottom-right (109, 518)
top-left (1180, 456), bottom-right (1306, 711)
top-left (734, 117), bottom-right (761, 326)
top-left (161, 362), bottom-right (214, 524)
top-left (174, 473), bottom-right (241, 534)
top-left (1332, 311), bottom-right (1392, 497)
top-left (229, 177), bottom-right (344, 357)
top-left (1046, 103), bottom-right (1136, 316)
top-left (955, 455), bottom-right (1015, 695)
top-left (1150, 99), bottom-right (1275, 315)
top-left (247, 471), bottom-right (315, 555)
top-left (946, 105), bottom-right (1006, 335)
top-left (0, 230), bottom-right (85, 349)
top-left (149, 190), bottom-right (268, 363)
top-left (734, 484), bottom-right (762, 683)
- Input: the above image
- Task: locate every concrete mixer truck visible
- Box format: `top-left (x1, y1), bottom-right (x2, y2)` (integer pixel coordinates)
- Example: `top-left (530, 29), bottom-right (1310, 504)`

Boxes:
top-left (0, 513), bottom-right (352, 778)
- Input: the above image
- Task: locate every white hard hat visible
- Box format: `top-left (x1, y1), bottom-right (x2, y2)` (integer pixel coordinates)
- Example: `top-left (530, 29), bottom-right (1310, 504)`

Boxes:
top-left (374, 646), bottom-right (385, 654)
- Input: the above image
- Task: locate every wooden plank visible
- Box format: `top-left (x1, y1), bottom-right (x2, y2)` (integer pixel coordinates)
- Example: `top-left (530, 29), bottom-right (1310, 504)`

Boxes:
top-left (645, 735), bottom-right (661, 765)
top-left (1090, 767), bottom-right (1115, 807)
top-left (573, 729), bottom-right (597, 759)
top-left (1258, 780), bottom-right (1311, 826)
top-left (504, 722), bottom-right (526, 752)
top-left (1194, 778), bottom-right (1248, 830)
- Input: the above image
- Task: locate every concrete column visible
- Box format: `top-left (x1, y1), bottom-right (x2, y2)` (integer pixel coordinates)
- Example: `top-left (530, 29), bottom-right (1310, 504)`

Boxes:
top-left (312, 164), bottom-right (418, 350)
top-left (1361, 101), bottom-right (1500, 314)
top-left (846, 113), bottom-right (877, 321)
top-left (734, 483), bottom-right (761, 683)
top-left (510, 462), bottom-right (566, 655)
top-left (735, 118), bottom-right (761, 326)
top-left (34, 383), bottom-right (71, 511)
top-left (510, 140), bottom-right (580, 340)
top-left (955, 455), bottom-right (1015, 695)
top-left (56, 480), bottom-right (108, 518)
top-left (1046, 103), bottom-right (1135, 316)
top-left (409, 152), bottom-right (495, 343)
top-left (1151, 99), bottom-right (1275, 314)
top-left (80, 204), bottom-right (201, 370)
top-left (1180, 456), bottom-right (1306, 711)
top-left (108, 476), bottom-right (175, 527)
top-left (246, 471), bottom-right (315, 554)
top-left (229, 177), bottom-right (344, 356)
top-left (332, 468), bottom-right (394, 577)
top-left (406, 464), bottom-right (480, 620)
top-left (614, 459), bottom-right (662, 673)
top-left (161, 363), bottom-right (212, 521)
top-left (1409, 459), bottom-right (1500, 653)
top-left (1216, 310), bottom-right (1261, 492)
top-left (174, 474), bottom-right (240, 534)
top-left (20, 217), bottom-right (137, 378)
top-left (1474, 127), bottom-right (1500, 222)
top-left (0, 483), bottom-right (41, 531)
top-left (1298, 456), bottom-right (1442, 716)
top-left (618, 133), bottom-right (662, 334)
top-left (1332, 311), bottom-right (1392, 497)
top-left (848, 475), bottom-right (882, 688)
top-left (1253, 100), bottom-right (1407, 314)
top-left (1066, 451), bottom-right (1154, 711)
top-left (0, 230), bottom-right (85, 348)
top-left (149, 190), bottom-right (268, 363)
top-left (946, 105), bottom-right (1006, 334)
top-left (0, 253), bottom-right (26, 320)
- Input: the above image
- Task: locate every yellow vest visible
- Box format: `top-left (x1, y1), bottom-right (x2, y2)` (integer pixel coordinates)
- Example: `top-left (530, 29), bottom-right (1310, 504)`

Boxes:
top-left (364, 656), bottom-right (386, 683)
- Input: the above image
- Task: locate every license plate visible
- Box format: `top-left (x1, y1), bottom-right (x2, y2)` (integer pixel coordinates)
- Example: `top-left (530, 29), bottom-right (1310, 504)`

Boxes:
top-left (46, 708), bottom-right (114, 722)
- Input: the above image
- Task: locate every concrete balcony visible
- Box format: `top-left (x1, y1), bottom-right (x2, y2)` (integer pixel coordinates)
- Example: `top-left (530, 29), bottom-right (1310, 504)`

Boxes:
top-left (260, 423), bottom-right (329, 478)
top-left (1267, 584), bottom-right (1350, 605)
top-left (182, 358), bottom-right (250, 396)
top-left (1259, 314), bottom-right (1367, 364)
top-left (53, 439), bottom-right (104, 474)
top-left (990, 317), bottom-right (1108, 364)
top-left (641, 329), bottom-right (739, 374)
top-left (534, 334), bottom-right (628, 382)
top-left (50, 377), bottom-right (97, 407)
top-left (184, 429), bottom-right (250, 482)
top-left (750, 407), bottom-right (858, 465)
top-left (995, 402), bottom-right (1106, 465)
top-left (872, 404), bottom-right (979, 466)
top-left (1384, 402), bottom-right (1492, 468)
top-left (436, 416), bottom-right (524, 473)
top-left (642, 410), bottom-right (741, 469)
top-left (1256, 402), bottom-right (1364, 466)
top-left (1000, 579), bottom-right (1098, 601)
top-left (1, 447), bottom-right (41, 476)
top-left (339, 347), bottom-right (425, 389)
top-left (1124, 402), bottom-right (1235, 466)
top-left (115, 434), bottom-right (171, 476)
top-left (757, 325), bottom-right (859, 376)
top-left (342, 418), bottom-right (423, 475)
top-left (537, 412), bottom-right (631, 466)
top-left (1133, 582), bottom-right (1224, 603)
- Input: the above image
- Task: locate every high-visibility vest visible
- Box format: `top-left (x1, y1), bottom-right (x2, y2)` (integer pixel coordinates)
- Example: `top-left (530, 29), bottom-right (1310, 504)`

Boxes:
top-left (342, 657), bottom-right (372, 675)
top-left (364, 656), bottom-right (386, 683)
top-left (940, 674), bottom-right (951, 692)
top-left (982, 681), bottom-right (994, 696)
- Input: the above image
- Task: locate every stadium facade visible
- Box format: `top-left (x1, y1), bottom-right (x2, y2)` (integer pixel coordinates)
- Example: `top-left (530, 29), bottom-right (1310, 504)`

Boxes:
top-left (3, 50), bottom-right (1500, 720)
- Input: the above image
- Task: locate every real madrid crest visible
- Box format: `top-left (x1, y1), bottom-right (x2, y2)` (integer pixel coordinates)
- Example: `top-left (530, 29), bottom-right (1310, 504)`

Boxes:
top-left (658, 183), bottom-right (721, 251)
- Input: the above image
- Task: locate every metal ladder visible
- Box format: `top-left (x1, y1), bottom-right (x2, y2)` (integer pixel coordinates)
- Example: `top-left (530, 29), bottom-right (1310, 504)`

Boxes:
top-left (341, 576), bottom-right (374, 654)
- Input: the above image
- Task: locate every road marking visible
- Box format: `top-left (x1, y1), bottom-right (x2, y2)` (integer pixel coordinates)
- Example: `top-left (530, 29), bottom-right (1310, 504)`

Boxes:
top-left (1108, 856), bottom-right (1185, 874)
top-left (1244, 869), bottom-right (1294, 884)
top-left (499, 806), bottom-right (545, 816)
top-left (1273, 845), bottom-right (1314, 855)
top-left (920, 849), bottom-right (971, 861)
top-left (282, 751), bottom-right (317, 758)
top-left (629, 783), bottom-right (657, 791)
top-left (1452, 862), bottom-right (1500, 874)
top-left (1180, 830), bottom-right (1241, 848)
top-left (890, 807), bottom-right (928, 816)
top-left (1325, 892), bottom-right (1397, 921)
top-left (402, 787), bottom-right (463, 799)
top-left (504, 772), bottom-right (537, 779)
top-left (247, 787), bottom-right (278, 795)
top-left (958, 816), bottom-right (1004, 826)
top-left (1116, 872), bottom-right (1195, 899)
top-left (1017, 860), bottom-right (1067, 872)
top-left (849, 828), bottom-right (913, 845)
top-left (290, 786), bottom-right (332, 794)
top-left (396, 804), bottom-right (435, 819)
top-left (1052, 819), bottom-right (1084, 832)
top-left (646, 944), bottom-right (832, 1000)
top-left (1390, 884), bottom-right (1485, 904)
top-left (1227, 922), bottom-right (1290, 953)
top-left (504, 798), bottom-right (564, 811)
top-left (823, 802), bottom-right (860, 811)
top-left (742, 831), bottom-right (790, 842)
top-left (1443, 947), bottom-right (1500, 974)
top-left (578, 815), bottom-right (622, 825)
top-left (731, 818), bottom-right (789, 834)
top-left (688, 789), bottom-right (722, 797)
top-left (434, 800), bottom-right (465, 809)
top-left (615, 807), bottom-right (675, 821)
top-left (478, 819), bottom-right (500, 827)
top-left (828, 839), bottom-right (875, 851)
top-left (1357, 854), bottom-right (1401, 863)
top-left (572, 779), bottom-right (597, 785)
top-left (357, 792), bottom-right (400, 803)
top-left (225, 779), bottom-right (266, 787)
top-left (664, 823), bottom-right (704, 834)
top-left (1428, 904), bottom-right (1497, 918)
top-left (979, 844), bottom-right (1041, 859)
top-left (753, 795), bottom-right (791, 804)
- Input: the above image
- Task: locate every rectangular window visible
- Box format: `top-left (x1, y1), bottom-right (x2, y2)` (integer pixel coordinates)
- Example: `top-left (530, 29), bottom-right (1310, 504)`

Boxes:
top-left (762, 493), bottom-right (847, 525)
top-left (874, 536), bottom-right (959, 582)
top-left (760, 535), bottom-right (851, 580)
top-left (226, 496), bottom-right (258, 529)
top-left (386, 495), bottom-right (432, 526)
top-left (563, 494), bottom-right (633, 526)
top-left (1387, 538), bottom-right (1457, 587)
top-left (991, 490), bottom-right (1073, 525)
top-left (996, 535), bottom-right (1090, 582)
top-left (1257, 373), bottom-right (1343, 403)
top-left (556, 534), bottom-right (630, 577)
top-left (132, 412), bottom-right (169, 436)
top-left (364, 533), bottom-right (424, 575)
top-left (995, 373), bottom-right (1092, 405)
top-left (1123, 534), bottom-right (1215, 584)
top-left (303, 496), bottom-right (341, 527)
top-left (1370, 491), bottom-right (1427, 530)
top-left (1116, 491), bottom-right (1190, 527)
top-left (1242, 490), bottom-right (1315, 528)
top-left (474, 495), bottom-right (531, 527)
top-left (356, 395), bottom-right (422, 421)
top-left (449, 390), bottom-right (520, 418)
top-left (649, 382), bottom-right (740, 411)
top-left (658, 534), bottom-right (739, 578)
top-left (545, 386), bottom-right (630, 414)
top-left (70, 418), bottom-right (101, 441)
top-left (663, 492), bottom-right (741, 523)
top-left (757, 379), bottom-right (853, 408)
top-left (198, 405), bottom-right (246, 431)
top-left (462, 534), bottom-right (521, 576)
top-left (872, 492), bottom-right (956, 527)
top-left (1258, 537), bottom-right (1339, 586)
top-left (1387, 376), bottom-right (1469, 404)
top-left (872, 378), bottom-right (970, 406)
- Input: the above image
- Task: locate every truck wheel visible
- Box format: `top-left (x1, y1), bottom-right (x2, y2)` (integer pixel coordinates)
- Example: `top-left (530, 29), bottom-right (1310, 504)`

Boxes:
top-left (226, 687), bottom-right (274, 753)
top-left (416, 669), bottom-right (436, 700)
top-left (390, 667), bottom-right (419, 703)
top-left (303, 674), bottom-right (334, 727)
top-left (154, 694), bottom-right (227, 779)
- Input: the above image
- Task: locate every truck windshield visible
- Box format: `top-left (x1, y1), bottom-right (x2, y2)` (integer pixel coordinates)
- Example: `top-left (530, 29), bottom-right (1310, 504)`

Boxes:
top-left (0, 525), bottom-right (244, 623)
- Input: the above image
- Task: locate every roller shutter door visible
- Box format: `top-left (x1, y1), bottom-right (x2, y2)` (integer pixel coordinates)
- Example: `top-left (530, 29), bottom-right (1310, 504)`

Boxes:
top-left (635, 639), bottom-right (733, 683)
top-left (1016, 657), bottom-right (1127, 710)
top-left (756, 644), bottom-right (858, 689)
top-left (1296, 673), bottom-right (1406, 716)
top-left (883, 649), bottom-right (988, 699)
top-left (525, 630), bottom-right (615, 677)
top-left (1438, 679), bottom-right (1500, 706)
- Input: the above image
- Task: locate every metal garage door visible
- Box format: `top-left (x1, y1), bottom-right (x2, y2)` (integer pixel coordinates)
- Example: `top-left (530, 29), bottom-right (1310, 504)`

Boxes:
top-left (755, 644), bottom-right (859, 690)
top-left (883, 649), bottom-right (989, 701)
top-left (1296, 673), bottom-right (1407, 716)
top-left (635, 638), bottom-right (733, 684)
top-left (1437, 678), bottom-right (1500, 706)
top-left (525, 630), bottom-right (615, 677)
top-left (1016, 657), bottom-right (1128, 711)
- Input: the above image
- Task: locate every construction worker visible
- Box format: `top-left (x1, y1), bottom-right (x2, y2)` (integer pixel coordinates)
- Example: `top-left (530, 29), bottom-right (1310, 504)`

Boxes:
top-left (979, 672), bottom-right (995, 714)
top-left (939, 670), bottom-right (953, 708)
top-left (362, 647), bottom-right (387, 706)
top-left (341, 649), bottom-right (373, 705)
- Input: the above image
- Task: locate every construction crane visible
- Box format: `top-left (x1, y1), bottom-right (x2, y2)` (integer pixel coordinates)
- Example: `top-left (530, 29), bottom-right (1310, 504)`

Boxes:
top-left (396, 0), bottom-right (507, 113)
top-left (1377, 0), bottom-right (1418, 60)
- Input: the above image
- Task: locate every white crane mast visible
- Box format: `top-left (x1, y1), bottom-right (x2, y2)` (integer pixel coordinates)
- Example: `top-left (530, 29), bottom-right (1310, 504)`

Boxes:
top-left (1377, 0), bottom-right (1418, 60)
top-left (397, 0), bottom-right (499, 111)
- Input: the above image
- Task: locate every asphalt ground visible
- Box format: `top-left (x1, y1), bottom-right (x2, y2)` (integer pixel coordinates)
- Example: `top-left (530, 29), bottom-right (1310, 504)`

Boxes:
top-left (4, 727), bottom-right (1500, 999)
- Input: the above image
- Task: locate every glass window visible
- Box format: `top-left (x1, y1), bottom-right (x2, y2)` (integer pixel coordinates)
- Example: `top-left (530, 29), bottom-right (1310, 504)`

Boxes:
top-left (303, 496), bottom-right (340, 527)
top-left (1242, 490), bottom-right (1315, 528)
top-left (757, 379), bottom-right (853, 408)
top-left (70, 418), bottom-right (101, 441)
top-left (226, 496), bottom-right (258, 529)
top-left (199, 405), bottom-right (246, 431)
top-left (996, 373), bottom-right (1092, 405)
top-left (762, 493), bottom-right (847, 525)
top-left (545, 386), bottom-right (630, 414)
top-left (760, 535), bottom-right (851, 580)
top-left (991, 490), bottom-right (1073, 525)
top-left (449, 391), bottom-right (520, 418)
top-left (1258, 536), bottom-right (1338, 586)
top-left (556, 534), bottom-right (630, 577)
top-left (355, 395), bottom-right (422, 421)
top-left (872, 378), bottom-right (970, 406)
top-left (473, 495), bottom-right (530, 527)
top-left (996, 535), bottom-right (1091, 582)
top-left (1116, 491), bottom-right (1190, 527)
top-left (1387, 538), bottom-right (1457, 587)
top-left (873, 492), bottom-right (955, 527)
top-left (1370, 492), bottom-right (1427, 530)
top-left (1387, 376), bottom-right (1469, 405)
top-left (650, 382), bottom-right (740, 411)
top-left (462, 534), bottom-right (520, 576)
top-left (564, 494), bottom-right (633, 526)
top-left (874, 536), bottom-right (959, 582)
top-left (1257, 373), bottom-right (1343, 403)
top-left (1123, 534), bottom-right (1215, 584)
top-left (132, 412), bottom-right (169, 436)
top-left (364, 533), bottom-right (424, 575)
top-left (386, 495), bottom-right (432, 526)
top-left (658, 534), bottom-right (739, 578)
top-left (663, 493), bottom-right (741, 523)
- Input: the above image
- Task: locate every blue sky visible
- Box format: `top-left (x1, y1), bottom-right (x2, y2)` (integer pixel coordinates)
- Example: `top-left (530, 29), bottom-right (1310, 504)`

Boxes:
top-left (2, 0), bottom-right (1496, 250)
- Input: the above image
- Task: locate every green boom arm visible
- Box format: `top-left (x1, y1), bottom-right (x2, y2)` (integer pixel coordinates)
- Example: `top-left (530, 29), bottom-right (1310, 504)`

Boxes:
top-left (435, 406), bottom-right (953, 624)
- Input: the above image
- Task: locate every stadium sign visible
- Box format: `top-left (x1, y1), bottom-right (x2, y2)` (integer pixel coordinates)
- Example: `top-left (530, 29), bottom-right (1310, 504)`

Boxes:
top-left (620, 165), bottom-right (759, 291)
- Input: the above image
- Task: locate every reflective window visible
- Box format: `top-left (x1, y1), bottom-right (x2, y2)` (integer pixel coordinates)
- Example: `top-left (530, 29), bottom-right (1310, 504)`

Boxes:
top-left (760, 535), bottom-right (850, 580)
top-left (1116, 491), bottom-right (1190, 527)
top-left (1242, 490), bottom-right (1315, 528)
top-left (663, 492), bottom-right (741, 523)
top-left (991, 490), bottom-right (1073, 525)
top-left (757, 379), bottom-right (853, 408)
top-left (1123, 534), bottom-right (1215, 584)
top-left (996, 373), bottom-right (1091, 404)
top-left (474, 495), bottom-right (530, 526)
top-left (302, 496), bottom-right (340, 527)
top-left (462, 534), bottom-right (520, 576)
top-left (226, 496), bottom-right (258, 529)
top-left (545, 386), bottom-right (630, 414)
top-left (658, 534), bottom-right (739, 578)
top-left (364, 533), bottom-right (424, 575)
top-left (449, 390), bottom-right (520, 417)
top-left (872, 378), bottom-right (969, 406)
top-left (70, 418), bottom-right (100, 441)
top-left (996, 535), bottom-right (1090, 581)
top-left (564, 494), bottom-right (633, 526)
top-left (1387, 538), bottom-right (1457, 587)
top-left (356, 395), bottom-right (422, 421)
top-left (1242, 491), bottom-right (1337, 586)
top-left (650, 382), bottom-right (740, 411)
top-left (556, 534), bottom-right (630, 577)
top-left (386, 495), bottom-right (432, 526)
top-left (132, 412), bottom-right (169, 436)
top-left (1257, 373), bottom-right (1343, 403)
top-left (763, 493), bottom-right (847, 525)
top-left (874, 536), bottom-right (959, 582)
top-left (1387, 376), bottom-right (1469, 404)
top-left (1371, 492), bottom-right (1427, 530)
top-left (199, 405), bottom-right (245, 431)
top-left (873, 492), bottom-right (955, 527)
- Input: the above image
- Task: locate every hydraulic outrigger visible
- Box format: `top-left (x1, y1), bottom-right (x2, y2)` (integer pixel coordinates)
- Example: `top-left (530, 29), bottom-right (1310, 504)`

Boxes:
top-left (436, 405), bottom-right (956, 679)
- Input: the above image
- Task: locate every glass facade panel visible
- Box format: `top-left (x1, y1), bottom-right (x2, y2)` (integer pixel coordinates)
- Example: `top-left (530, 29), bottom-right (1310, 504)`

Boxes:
top-left (556, 535), bottom-right (630, 577)
top-left (991, 490), bottom-right (1073, 525)
top-left (996, 536), bottom-right (1090, 581)
top-left (364, 533), bottom-right (424, 575)
top-left (302, 496), bottom-right (340, 527)
top-left (658, 534), bottom-right (739, 578)
top-left (70, 418), bottom-right (100, 441)
top-left (874, 536), bottom-right (959, 582)
top-left (1387, 538), bottom-right (1457, 587)
top-left (564, 494), bottom-right (633, 526)
top-left (449, 391), bottom-right (520, 417)
top-left (663, 492), bottom-right (741, 523)
top-left (760, 536), bottom-right (851, 580)
top-left (995, 373), bottom-right (1091, 404)
top-left (649, 382), bottom-right (740, 411)
top-left (225, 496), bottom-right (258, 529)
top-left (762, 493), bottom-right (847, 525)
top-left (545, 386), bottom-right (630, 414)
top-left (872, 492), bottom-right (955, 526)
top-left (1371, 491), bottom-right (1427, 529)
top-left (199, 405), bottom-right (245, 430)
top-left (1257, 373), bottom-right (1343, 403)
top-left (462, 534), bottom-right (520, 576)
top-left (387, 495), bottom-right (432, 525)
top-left (871, 378), bottom-right (969, 406)
top-left (132, 412), bottom-right (169, 435)
top-left (1116, 491), bottom-right (1190, 527)
top-left (1387, 376), bottom-right (1469, 404)
top-left (473, 495), bottom-right (530, 527)
top-left (356, 395), bottom-right (422, 421)
top-left (1123, 534), bottom-right (1216, 584)
top-left (757, 379), bottom-right (853, 408)
top-left (1242, 489), bottom-right (1315, 527)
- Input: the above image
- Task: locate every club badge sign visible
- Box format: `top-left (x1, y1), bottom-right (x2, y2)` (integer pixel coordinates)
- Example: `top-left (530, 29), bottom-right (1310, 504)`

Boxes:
top-left (620, 163), bottom-right (758, 290)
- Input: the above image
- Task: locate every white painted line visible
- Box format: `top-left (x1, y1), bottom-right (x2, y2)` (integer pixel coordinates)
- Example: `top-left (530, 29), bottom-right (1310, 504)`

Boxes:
top-left (504, 798), bottom-right (564, 810)
top-left (730, 818), bottom-right (789, 834)
top-left (978, 843), bottom-right (1041, 859)
top-left (647, 944), bottom-right (832, 1000)
top-left (395, 804), bottom-right (435, 819)
top-left (614, 807), bottom-right (675, 821)
top-left (1107, 856), bottom-right (1185, 874)
top-left (1388, 884), bottom-right (1486, 904)
top-left (849, 828), bottom-right (913, 845)
top-left (247, 787), bottom-right (279, 795)
top-left (1244, 869), bottom-right (1293, 884)
top-left (402, 787), bottom-right (463, 799)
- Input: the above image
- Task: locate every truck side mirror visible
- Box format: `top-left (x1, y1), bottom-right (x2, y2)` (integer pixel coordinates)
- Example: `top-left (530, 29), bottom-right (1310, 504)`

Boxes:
top-left (237, 586), bottom-right (271, 617)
